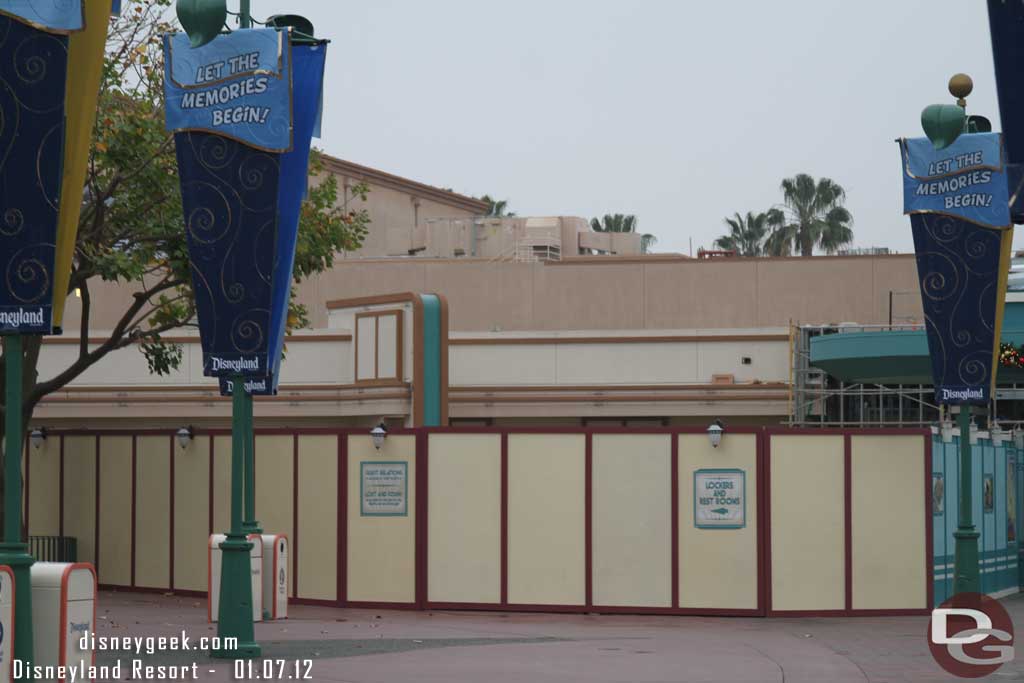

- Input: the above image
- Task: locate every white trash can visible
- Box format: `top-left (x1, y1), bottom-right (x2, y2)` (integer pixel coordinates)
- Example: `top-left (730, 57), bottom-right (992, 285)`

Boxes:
top-left (208, 534), bottom-right (262, 623)
top-left (260, 534), bottom-right (288, 620)
top-left (30, 563), bottom-right (96, 677)
top-left (0, 566), bottom-right (14, 683)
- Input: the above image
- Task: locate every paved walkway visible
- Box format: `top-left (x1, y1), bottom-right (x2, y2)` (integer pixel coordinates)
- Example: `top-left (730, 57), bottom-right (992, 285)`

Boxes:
top-left (89, 591), bottom-right (1024, 682)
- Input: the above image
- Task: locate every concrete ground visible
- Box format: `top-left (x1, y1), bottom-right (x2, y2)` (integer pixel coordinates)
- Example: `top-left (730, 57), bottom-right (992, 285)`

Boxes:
top-left (88, 591), bottom-right (1024, 682)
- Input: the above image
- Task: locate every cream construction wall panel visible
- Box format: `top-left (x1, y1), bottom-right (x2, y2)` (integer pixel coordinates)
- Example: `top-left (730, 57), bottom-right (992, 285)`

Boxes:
top-left (769, 435), bottom-right (845, 611)
top-left (28, 436), bottom-right (60, 536)
top-left (212, 436), bottom-right (231, 534)
top-left (592, 434), bottom-right (672, 607)
top-left (174, 436), bottom-right (210, 592)
top-left (135, 436), bottom-right (170, 589)
top-left (98, 436), bottom-right (132, 586)
top-left (427, 434), bottom-right (501, 604)
top-left (508, 434), bottom-right (585, 606)
top-left (255, 436), bottom-right (294, 598)
top-left (297, 435), bottom-right (337, 601)
top-left (63, 437), bottom-right (96, 565)
top-left (678, 433), bottom-right (758, 610)
top-left (851, 435), bottom-right (926, 610)
top-left (347, 435), bottom-right (416, 603)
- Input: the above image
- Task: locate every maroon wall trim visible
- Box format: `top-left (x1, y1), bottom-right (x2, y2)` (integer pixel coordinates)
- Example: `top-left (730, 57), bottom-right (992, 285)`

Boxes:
top-left (670, 433), bottom-right (679, 609)
top-left (94, 435), bottom-right (100, 576)
top-left (500, 433), bottom-right (508, 607)
top-left (130, 435), bottom-right (137, 588)
top-left (292, 434), bottom-right (298, 600)
top-left (584, 433), bottom-right (593, 610)
top-left (756, 431), bottom-right (766, 616)
top-left (843, 434), bottom-right (853, 611)
top-left (169, 435), bottom-right (175, 591)
top-left (924, 431), bottom-right (935, 611)
top-left (415, 432), bottom-right (429, 608)
top-left (58, 436), bottom-right (65, 537)
top-left (207, 437), bottom-right (214, 536)
top-left (763, 433), bottom-right (773, 614)
top-left (23, 438), bottom-right (29, 538)
top-left (337, 434), bottom-right (347, 604)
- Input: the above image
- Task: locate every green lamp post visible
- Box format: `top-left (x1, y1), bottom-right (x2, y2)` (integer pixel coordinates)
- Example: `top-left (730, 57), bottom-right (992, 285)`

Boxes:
top-left (1, 335), bottom-right (33, 665)
top-left (172, 0), bottom-right (325, 656)
top-left (953, 405), bottom-right (980, 596)
top-left (918, 73), bottom-right (994, 597)
top-left (174, 0), bottom-right (264, 658)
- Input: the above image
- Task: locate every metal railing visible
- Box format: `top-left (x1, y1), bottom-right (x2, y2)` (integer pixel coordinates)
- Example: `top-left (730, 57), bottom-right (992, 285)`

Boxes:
top-left (28, 536), bottom-right (77, 563)
top-left (789, 323), bottom-right (938, 427)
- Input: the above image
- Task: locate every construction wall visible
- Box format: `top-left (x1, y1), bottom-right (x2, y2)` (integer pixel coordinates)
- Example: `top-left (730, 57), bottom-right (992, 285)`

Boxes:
top-left (33, 427), bottom-right (933, 615)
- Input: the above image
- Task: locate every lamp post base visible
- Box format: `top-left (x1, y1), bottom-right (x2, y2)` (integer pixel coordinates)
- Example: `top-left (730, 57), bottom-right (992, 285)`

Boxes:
top-left (0, 543), bottom-right (34, 667)
top-left (211, 535), bottom-right (261, 660)
top-left (953, 527), bottom-right (981, 596)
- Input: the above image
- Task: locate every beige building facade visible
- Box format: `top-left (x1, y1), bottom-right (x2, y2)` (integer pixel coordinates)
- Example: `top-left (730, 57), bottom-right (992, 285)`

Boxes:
top-left (29, 156), bottom-right (924, 431)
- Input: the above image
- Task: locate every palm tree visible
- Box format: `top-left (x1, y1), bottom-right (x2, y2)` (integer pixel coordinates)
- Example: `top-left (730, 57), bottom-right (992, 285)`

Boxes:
top-left (714, 211), bottom-right (772, 256)
top-left (590, 214), bottom-right (658, 254)
top-left (481, 194), bottom-right (515, 217)
top-left (764, 174), bottom-right (853, 256)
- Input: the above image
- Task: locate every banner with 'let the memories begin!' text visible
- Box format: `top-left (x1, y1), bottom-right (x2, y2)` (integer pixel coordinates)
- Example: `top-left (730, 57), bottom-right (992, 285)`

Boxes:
top-left (164, 28), bottom-right (292, 152)
top-left (900, 133), bottom-right (1014, 405)
top-left (166, 29), bottom-right (328, 384)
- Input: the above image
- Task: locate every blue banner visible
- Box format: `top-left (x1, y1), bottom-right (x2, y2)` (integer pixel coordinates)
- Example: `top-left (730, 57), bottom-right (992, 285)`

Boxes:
top-left (174, 131), bottom-right (279, 377)
top-left (266, 42), bottom-right (327, 380)
top-left (164, 28), bottom-right (293, 152)
top-left (910, 214), bottom-right (1011, 405)
top-left (900, 133), bottom-right (1014, 405)
top-left (0, 15), bottom-right (69, 334)
top-left (901, 133), bottom-right (1011, 228)
top-left (170, 32), bottom-right (326, 381)
top-left (0, 0), bottom-right (83, 33)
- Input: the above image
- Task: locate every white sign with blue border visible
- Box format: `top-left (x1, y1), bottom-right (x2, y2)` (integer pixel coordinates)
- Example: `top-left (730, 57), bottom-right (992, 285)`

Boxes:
top-left (360, 461), bottom-right (407, 517)
top-left (694, 469), bottom-right (745, 529)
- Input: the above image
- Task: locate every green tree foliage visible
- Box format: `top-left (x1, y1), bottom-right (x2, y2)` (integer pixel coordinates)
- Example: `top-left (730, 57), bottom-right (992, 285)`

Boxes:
top-left (1, 0), bottom-right (369, 433)
top-left (481, 194), bottom-right (515, 217)
top-left (589, 214), bottom-right (657, 254)
top-left (764, 174), bottom-right (854, 257)
top-left (714, 211), bottom-right (772, 256)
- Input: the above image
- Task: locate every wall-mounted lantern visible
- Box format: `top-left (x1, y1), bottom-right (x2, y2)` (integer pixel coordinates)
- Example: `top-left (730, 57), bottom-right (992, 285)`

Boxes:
top-left (707, 420), bottom-right (724, 449)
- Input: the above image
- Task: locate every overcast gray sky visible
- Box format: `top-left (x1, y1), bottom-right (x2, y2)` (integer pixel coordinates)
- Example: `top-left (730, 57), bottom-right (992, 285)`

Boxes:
top-left (285, 0), bottom-right (1002, 255)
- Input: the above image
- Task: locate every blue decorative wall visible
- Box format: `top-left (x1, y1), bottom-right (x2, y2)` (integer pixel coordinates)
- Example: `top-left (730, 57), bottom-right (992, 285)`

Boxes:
top-left (932, 432), bottom-right (1021, 604)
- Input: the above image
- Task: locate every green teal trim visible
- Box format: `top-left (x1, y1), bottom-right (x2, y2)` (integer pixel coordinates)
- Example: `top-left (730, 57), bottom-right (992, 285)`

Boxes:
top-left (693, 468), bottom-right (745, 530)
top-left (359, 461), bottom-right (408, 517)
top-left (420, 294), bottom-right (442, 426)
top-left (809, 330), bottom-right (931, 383)
top-left (810, 323), bottom-right (1024, 384)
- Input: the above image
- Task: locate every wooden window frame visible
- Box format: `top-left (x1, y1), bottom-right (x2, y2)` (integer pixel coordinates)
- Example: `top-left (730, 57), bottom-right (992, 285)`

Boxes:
top-left (354, 309), bottom-right (405, 386)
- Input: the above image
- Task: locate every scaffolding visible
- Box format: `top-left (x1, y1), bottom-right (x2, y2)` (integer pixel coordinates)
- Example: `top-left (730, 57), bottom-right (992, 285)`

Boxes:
top-left (788, 323), bottom-right (940, 427)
